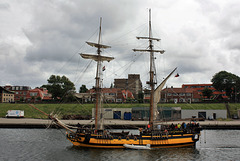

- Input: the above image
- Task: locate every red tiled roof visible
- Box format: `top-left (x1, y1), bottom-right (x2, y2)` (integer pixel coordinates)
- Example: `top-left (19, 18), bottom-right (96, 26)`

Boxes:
top-left (26, 88), bottom-right (52, 100)
top-left (88, 88), bottom-right (119, 93)
top-left (162, 88), bottom-right (194, 93)
top-left (88, 88), bottom-right (135, 100)
top-left (121, 89), bottom-right (134, 99)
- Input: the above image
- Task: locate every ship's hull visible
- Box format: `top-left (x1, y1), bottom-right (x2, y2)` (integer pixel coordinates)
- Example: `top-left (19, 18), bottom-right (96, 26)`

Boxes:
top-left (67, 132), bottom-right (200, 149)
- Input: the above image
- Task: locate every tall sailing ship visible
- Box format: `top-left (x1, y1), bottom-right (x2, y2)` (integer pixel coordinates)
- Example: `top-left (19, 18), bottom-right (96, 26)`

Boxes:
top-left (49, 10), bottom-right (202, 149)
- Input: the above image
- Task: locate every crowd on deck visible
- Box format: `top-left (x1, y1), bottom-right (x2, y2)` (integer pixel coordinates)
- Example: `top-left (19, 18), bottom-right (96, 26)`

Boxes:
top-left (156, 121), bottom-right (201, 134)
top-left (168, 121), bottom-right (200, 131)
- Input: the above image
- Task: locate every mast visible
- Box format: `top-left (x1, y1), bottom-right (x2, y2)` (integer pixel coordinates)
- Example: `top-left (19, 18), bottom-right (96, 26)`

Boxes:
top-left (80, 18), bottom-right (114, 130)
top-left (133, 9), bottom-right (165, 130)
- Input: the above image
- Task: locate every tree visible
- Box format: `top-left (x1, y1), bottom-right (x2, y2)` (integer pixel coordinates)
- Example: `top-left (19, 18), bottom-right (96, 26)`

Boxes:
top-left (110, 83), bottom-right (113, 88)
top-left (138, 91), bottom-right (144, 103)
top-left (42, 75), bottom-right (75, 100)
top-left (79, 85), bottom-right (88, 93)
top-left (211, 71), bottom-right (240, 101)
top-left (31, 96), bottom-right (35, 103)
top-left (202, 88), bottom-right (213, 99)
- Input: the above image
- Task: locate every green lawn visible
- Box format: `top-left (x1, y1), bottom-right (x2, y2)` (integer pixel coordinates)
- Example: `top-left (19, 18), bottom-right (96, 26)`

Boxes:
top-left (1, 103), bottom-right (240, 119)
top-left (0, 104), bottom-right (94, 119)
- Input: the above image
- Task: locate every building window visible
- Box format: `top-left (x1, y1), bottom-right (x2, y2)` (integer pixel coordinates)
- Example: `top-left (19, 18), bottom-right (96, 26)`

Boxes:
top-left (30, 92), bottom-right (38, 96)
top-left (116, 99), bottom-right (122, 102)
top-left (179, 98), bottom-right (185, 102)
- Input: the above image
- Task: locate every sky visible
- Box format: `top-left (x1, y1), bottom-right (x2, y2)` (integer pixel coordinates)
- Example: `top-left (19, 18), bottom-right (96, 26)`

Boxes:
top-left (1, 0), bottom-right (240, 91)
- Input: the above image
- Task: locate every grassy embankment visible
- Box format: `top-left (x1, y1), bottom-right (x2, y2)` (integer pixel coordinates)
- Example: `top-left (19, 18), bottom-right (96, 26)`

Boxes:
top-left (0, 103), bottom-right (240, 119)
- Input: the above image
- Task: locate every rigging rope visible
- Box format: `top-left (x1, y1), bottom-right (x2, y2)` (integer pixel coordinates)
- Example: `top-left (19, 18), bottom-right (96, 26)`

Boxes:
top-left (28, 104), bottom-right (76, 133)
top-left (74, 60), bottom-right (93, 87)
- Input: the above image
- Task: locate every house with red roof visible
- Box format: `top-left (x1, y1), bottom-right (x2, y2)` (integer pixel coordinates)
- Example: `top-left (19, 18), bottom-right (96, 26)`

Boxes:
top-left (161, 87), bottom-right (197, 103)
top-left (86, 88), bottom-right (134, 103)
top-left (160, 84), bottom-right (228, 103)
top-left (25, 88), bottom-right (52, 102)
top-left (182, 84), bottom-right (228, 100)
top-left (3, 85), bottom-right (31, 102)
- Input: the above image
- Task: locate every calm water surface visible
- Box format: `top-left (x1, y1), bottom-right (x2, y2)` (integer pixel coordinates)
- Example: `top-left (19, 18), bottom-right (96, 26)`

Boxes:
top-left (0, 129), bottom-right (240, 161)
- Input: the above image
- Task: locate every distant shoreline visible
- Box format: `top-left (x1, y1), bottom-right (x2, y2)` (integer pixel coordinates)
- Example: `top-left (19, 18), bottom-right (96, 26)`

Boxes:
top-left (0, 118), bottom-right (240, 129)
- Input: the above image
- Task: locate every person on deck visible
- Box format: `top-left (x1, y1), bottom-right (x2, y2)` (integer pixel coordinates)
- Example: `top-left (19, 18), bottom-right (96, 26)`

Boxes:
top-left (147, 124), bottom-right (151, 130)
top-left (182, 122), bottom-right (186, 129)
top-left (170, 123), bottom-right (175, 130)
top-left (175, 124), bottom-right (178, 130)
top-left (177, 123), bottom-right (181, 130)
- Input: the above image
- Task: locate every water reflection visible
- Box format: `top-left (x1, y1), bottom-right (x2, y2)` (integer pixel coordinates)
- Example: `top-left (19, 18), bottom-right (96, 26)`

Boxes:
top-left (68, 145), bottom-right (201, 161)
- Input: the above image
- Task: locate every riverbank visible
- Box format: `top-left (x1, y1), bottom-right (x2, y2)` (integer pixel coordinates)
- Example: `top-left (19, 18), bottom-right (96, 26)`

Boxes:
top-left (1, 118), bottom-right (240, 129)
top-left (1, 103), bottom-right (240, 119)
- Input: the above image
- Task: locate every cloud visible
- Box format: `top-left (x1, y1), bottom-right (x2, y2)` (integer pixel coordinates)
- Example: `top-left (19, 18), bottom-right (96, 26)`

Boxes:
top-left (1, 0), bottom-right (240, 91)
top-left (0, 2), bottom-right (9, 10)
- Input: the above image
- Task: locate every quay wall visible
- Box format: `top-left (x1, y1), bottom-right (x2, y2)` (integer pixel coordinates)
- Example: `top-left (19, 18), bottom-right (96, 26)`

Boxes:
top-left (0, 118), bottom-right (240, 129)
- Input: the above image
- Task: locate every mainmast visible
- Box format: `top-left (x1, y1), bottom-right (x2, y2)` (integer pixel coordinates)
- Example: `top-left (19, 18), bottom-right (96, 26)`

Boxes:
top-left (80, 18), bottom-right (114, 130)
top-left (133, 9), bottom-right (165, 130)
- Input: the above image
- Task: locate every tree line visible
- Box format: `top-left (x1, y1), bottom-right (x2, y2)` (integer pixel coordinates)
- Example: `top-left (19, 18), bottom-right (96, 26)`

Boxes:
top-left (42, 70), bottom-right (240, 103)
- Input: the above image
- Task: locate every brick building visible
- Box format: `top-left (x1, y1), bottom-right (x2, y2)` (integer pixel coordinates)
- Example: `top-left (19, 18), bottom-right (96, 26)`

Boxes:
top-left (114, 79), bottom-right (128, 89)
top-left (25, 88), bottom-right (52, 102)
top-left (160, 84), bottom-right (227, 103)
top-left (161, 87), bottom-right (196, 103)
top-left (182, 84), bottom-right (227, 100)
top-left (86, 88), bottom-right (134, 103)
top-left (114, 74), bottom-right (142, 99)
top-left (4, 85), bottom-right (31, 102)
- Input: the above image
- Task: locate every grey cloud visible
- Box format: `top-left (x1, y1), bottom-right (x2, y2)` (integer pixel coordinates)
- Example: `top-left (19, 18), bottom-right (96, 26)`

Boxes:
top-left (225, 34), bottom-right (240, 50)
top-left (0, 2), bottom-right (10, 10)
top-left (2, 0), bottom-right (240, 89)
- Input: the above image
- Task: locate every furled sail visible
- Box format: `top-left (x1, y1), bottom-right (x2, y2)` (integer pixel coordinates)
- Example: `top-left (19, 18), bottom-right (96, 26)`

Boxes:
top-left (86, 41), bottom-right (111, 49)
top-left (153, 67), bottom-right (177, 120)
top-left (80, 53), bottom-right (114, 62)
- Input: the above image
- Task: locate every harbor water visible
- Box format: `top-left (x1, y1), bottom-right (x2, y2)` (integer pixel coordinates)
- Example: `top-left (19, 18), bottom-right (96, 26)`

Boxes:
top-left (0, 129), bottom-right (240, 161)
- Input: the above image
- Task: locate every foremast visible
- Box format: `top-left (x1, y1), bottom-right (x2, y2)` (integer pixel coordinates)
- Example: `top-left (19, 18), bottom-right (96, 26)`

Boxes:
top-left (80, 18), bottom-right (114, 130)
top-left (133, 9), bottom-right (165, 130)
